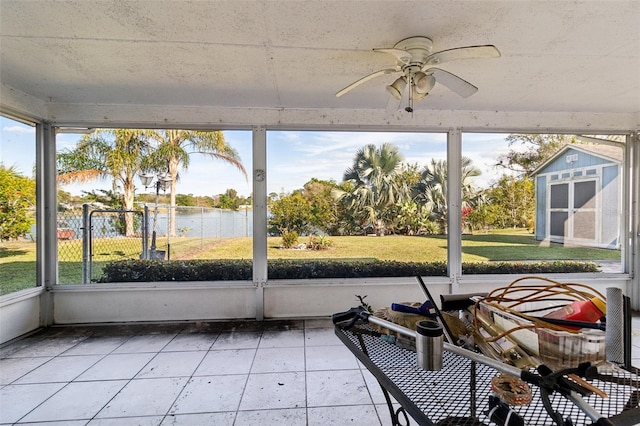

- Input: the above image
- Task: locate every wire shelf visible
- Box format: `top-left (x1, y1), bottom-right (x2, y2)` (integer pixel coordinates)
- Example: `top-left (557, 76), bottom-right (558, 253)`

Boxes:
top-left (336, 322), bottom-right (640, 425)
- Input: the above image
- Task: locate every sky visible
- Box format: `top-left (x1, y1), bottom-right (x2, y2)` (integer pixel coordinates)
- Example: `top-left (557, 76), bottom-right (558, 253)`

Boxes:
top-left (0, 116), bottom-right (519, 198)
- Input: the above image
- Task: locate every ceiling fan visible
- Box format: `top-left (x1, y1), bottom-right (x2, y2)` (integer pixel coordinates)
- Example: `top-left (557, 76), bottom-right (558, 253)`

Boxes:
top-left (336, 36), bottom-right (500, 111)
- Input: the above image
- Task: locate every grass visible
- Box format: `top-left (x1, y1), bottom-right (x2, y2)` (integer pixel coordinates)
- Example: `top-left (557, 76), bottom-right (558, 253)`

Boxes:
top-left (0, 229), bottom-right (621, 295)
top-left (461, 230), bottom-right (620, 262)
top-left (0, 241), bottom-right (37, 294)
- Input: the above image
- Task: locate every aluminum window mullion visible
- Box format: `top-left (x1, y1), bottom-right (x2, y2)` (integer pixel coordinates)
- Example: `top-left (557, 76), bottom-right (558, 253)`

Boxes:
top-left (447, 129), bottom-right (462, 292)
top-left (37, 123), bottom-right (56, 326)
top-left (252, 126), bottom-right (267, 320)
top-left (628, 133), bottom-right (639, 308)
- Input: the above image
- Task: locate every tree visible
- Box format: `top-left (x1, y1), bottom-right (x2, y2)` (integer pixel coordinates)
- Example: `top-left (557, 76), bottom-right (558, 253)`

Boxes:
top-left (268, 192), bottom-right (314, 236)
top-left (328, 180), bottom-right (361, 235)
top-left (413, 157), bottom-right (481, 234)
top-left (145, 130), bottom-right (247, 236)
top-left (175, 194), bottom-right (197, 207)
top-left (485, 175), bottom-right (535, 229)
top-left (388, 200), bottom-right (437, 236)
top-left (333, 143), bottom-right (409, 236)
top-left (465, 192), bottom-right (493, 232)
top-left (396, 162), bottom-right (423, 188)
top-left (218, 188), bottom-right (243, 210)
top-left (0, 165), bottom-right (35, 240)
top-left (300, 179), bottom-right (341, 235)
top-left (57, 129), bottom-right (152, 236)
top-left (497, 134), bottom-right (577, 176)
top-left (82, 189), bottom-right (141, 236)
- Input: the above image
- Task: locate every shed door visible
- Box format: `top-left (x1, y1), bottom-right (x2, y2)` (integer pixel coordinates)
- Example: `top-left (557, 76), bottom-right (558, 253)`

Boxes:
top-left (548, 179), bottom-right (598, 243)
top-left (572, 180), bottom-right (596, 240)
top-left (549, 183), bottom-right (569, 239)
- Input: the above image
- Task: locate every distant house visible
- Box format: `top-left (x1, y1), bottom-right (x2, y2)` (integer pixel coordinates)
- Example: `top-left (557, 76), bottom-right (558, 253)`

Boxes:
top-left (532, 144), bottom-right (622, 249)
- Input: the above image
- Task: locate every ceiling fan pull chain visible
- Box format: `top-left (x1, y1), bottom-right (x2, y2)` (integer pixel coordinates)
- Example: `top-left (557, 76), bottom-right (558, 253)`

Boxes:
top-left (406, 72), bottom-right (414, 114)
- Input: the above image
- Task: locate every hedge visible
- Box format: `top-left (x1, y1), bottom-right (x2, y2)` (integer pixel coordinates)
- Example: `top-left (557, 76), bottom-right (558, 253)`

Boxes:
top-left (98, 259), bottom-right (599, 282)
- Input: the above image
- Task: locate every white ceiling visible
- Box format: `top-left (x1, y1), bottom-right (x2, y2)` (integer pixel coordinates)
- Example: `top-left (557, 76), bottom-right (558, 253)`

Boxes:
top-left (0, 0), bottom-right (639, 130)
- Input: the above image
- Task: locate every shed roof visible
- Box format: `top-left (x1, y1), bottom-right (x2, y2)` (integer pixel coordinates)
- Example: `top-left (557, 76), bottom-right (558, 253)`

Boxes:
top-left (532, 143), bottom-right (623, 175)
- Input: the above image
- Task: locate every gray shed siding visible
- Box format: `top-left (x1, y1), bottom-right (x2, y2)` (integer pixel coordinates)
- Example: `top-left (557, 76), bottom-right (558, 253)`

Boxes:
top-left (540, 147), bottom-right (615, 173)
top-left (535, 175), bottom-right (547, 239)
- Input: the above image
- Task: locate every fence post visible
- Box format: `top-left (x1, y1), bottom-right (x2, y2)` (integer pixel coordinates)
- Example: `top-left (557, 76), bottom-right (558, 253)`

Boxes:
top-left (167, 205), bottom-right (171, 261)
top-left (142, 205), bottom-right (149, 259)
top-left (245, 205), bottom-right (249, 237)
top-left (81, 204), bottom-right (90, 284)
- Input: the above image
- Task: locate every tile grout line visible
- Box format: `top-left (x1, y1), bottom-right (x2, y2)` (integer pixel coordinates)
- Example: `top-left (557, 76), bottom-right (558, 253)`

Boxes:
top-left (303, 320), bottom-right (310, 425)
top-left (159, 329), bottom-right (225, 425)
top-left (85, 329), bottom-right (181, 424)
top-left (11, 329), bottom-right (139, 425)
top-left (230, 329), bottom-right (262, 426)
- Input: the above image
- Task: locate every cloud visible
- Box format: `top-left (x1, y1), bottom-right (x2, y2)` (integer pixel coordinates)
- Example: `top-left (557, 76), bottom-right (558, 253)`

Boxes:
top-left (2, 125), bottom-right (35, 134)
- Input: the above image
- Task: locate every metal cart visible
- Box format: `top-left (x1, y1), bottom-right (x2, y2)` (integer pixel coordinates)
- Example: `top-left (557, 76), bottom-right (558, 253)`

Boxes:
top-left (333, 308), bottom-right (640, 426)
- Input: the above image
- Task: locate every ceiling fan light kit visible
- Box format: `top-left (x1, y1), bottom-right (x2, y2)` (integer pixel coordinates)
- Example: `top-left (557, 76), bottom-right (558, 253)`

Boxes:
top-left (386, 76), bottom-right (407, 100)
top-left (414, 72), bottom-right (435, 94)
top-left (336, 36), bottom-right (500, 111)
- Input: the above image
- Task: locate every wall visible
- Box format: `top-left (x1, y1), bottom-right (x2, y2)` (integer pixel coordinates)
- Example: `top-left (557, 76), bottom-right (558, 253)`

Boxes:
top-left (0, 288), bottom-right (43, 344)
top-left (51, 282), bottom-right (257, 324)
top-left (0, 275), bottom-right (630, 344)
top-left (51, 276), bottom-right (630, 324)
top-left (49, 279), bottom-right (433, 324)
top-left (264, 277), bottom-right (442, 318)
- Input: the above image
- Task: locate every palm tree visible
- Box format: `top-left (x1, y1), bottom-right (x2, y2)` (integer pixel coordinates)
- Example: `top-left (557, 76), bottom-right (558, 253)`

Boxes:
top-left (57, 129), bottom-right (151, 236)
top-left (413, 157), bottom-right (481, 234)
top-left (145, 130), bottom-right (247, 236)
top-left (333, 143), bottom-right (409, 236)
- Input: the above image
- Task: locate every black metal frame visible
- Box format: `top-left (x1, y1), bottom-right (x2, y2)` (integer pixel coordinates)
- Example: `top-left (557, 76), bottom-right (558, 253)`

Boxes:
top-left (335, 320), bottom-right (640, 426)
top-left (347, 330), bottom-right (433, 425)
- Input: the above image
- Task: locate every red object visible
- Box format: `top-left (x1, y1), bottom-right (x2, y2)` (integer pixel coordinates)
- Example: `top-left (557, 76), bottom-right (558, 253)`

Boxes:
top-left (57, 228), bottom-right (75, 240)
top-left (543, 297), bottom-right (606, 326)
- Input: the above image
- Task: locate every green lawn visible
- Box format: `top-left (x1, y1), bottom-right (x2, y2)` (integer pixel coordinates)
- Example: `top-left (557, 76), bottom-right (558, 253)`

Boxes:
top-left (0, 229), bottom-right (620, 295)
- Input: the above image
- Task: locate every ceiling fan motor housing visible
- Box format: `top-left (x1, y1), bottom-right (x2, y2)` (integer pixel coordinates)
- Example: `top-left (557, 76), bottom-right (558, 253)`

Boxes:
top-left (394, 38), bottom-right (436, 98)
top-left (393, 36), bottom-right (434, 65)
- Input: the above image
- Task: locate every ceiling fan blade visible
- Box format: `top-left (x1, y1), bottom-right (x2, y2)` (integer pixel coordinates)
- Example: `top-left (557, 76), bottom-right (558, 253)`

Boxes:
top-left (373, 48), bottom-right (411, 64)
top-left (423, 45), bottom-right (500, 68)
top-left (430, 68), bottom-right (478, 98)
top-left (336, 68), bottom-right (398, 97)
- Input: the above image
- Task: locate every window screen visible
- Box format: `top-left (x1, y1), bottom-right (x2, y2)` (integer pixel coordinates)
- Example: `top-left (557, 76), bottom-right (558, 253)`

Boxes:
top-left (550, 184), bottom-right (569, 209)
top-left (550, 212), bottom-right (568, 237)
top-left (573, 211), bottom-right (596, 240)
top-left (574, 180), bottom-right (596, 209)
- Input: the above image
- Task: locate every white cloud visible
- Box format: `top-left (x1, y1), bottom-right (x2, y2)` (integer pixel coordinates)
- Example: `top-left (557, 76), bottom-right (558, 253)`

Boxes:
top-left (2, 125), bottom-right (35, 134)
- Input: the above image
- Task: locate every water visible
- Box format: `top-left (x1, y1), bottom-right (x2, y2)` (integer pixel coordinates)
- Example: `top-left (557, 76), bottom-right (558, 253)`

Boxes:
top-left (50, 208), bottom-right (253, 240)
top-left (158, 208), bottom-right (253, 239)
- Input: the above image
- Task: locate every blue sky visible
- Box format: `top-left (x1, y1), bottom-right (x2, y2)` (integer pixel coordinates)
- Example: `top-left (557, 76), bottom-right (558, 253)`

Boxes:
top-left (1, 116), bottom-right (516, 198)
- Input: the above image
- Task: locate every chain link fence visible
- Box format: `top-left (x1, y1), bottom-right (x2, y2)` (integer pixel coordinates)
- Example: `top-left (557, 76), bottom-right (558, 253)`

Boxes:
top-left (57, 209), bottom-right (85, 285)
top-left (57, 204), bottom-right (253, 284)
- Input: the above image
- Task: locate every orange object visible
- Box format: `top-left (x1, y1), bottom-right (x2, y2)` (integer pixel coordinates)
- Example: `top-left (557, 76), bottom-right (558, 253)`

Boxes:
top-left (490, 374), bottom-right (533, 405)
top-left (543, 297), bottom-right (606, 326)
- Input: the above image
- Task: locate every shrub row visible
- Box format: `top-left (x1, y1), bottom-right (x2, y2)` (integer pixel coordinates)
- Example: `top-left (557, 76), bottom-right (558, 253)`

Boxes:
top-left (99, 259), bottom-right (599, 282)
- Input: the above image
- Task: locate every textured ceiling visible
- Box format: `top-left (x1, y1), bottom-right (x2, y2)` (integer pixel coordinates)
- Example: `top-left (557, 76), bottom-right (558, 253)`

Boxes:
top-left (0, 0), bottom-right (638, 129)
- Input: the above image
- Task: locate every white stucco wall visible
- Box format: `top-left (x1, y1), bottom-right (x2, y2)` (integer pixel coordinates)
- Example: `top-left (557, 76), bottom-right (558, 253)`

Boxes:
top-left (0, 288), bottom-right (43, 344)
top-left (0, 274), bottom-right (632, 344)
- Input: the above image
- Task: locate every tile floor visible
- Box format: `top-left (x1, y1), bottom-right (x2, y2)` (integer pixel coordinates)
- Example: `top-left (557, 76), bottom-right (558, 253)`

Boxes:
top-left (1, 316), bottom-right (639, 426)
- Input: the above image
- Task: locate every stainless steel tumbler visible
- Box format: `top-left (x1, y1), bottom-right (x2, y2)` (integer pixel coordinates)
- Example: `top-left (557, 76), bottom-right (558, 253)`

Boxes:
top-left (416, 320), bottom-right (443, 371)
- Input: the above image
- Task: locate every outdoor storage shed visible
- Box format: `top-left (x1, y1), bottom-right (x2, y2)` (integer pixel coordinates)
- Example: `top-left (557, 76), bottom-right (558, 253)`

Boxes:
top-left (533, 144), bottom-right (622, 249)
